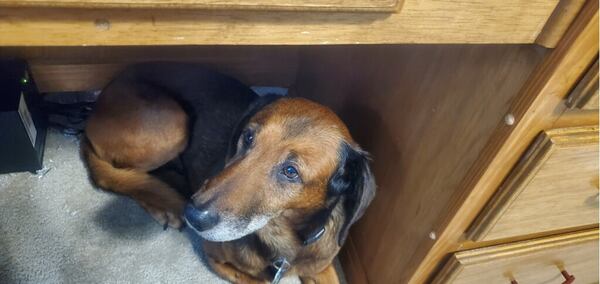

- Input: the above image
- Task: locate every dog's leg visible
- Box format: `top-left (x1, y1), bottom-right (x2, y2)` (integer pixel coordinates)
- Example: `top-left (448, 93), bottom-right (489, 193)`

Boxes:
top-left (206, 256), bottom-right (268, 284)
top-left (299, 264), bottom-right (340, 284)
top-left (83, 81), bottom-right (189, 229)
top-left (83, 141), bottom-right (186, 228)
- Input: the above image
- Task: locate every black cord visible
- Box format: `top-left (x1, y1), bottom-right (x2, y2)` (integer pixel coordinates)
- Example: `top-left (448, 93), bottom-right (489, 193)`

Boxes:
top-left (41, 95), bottom-right (97, 135)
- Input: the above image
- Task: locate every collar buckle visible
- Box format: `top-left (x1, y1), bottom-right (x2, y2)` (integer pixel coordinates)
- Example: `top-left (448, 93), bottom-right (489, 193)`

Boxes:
top-left (271, 257), bottom-right (291, 284)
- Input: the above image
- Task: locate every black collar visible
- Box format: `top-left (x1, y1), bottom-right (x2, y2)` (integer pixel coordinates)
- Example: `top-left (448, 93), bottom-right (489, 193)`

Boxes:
top-left (270, 196), bottom-right (341, 283)
top-left (297, 195), bottom-right (342, 246)
top-left (302, 226), bottom-right (326, 246)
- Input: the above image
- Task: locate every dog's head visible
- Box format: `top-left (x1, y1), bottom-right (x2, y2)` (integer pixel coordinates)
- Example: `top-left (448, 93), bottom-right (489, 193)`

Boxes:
top-left (184, 97), bottom-right (375, 246)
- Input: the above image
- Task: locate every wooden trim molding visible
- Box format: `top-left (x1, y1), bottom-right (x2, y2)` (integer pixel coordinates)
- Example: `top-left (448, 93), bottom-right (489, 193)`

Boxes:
top-left (536, 0), bottom-right (587, 48)
top-left (0, 0), bottom-right (403, 13)
top-left (452, 229), bottom-right (598, 265)
top-left (566, 59), bottom-right (599, 110)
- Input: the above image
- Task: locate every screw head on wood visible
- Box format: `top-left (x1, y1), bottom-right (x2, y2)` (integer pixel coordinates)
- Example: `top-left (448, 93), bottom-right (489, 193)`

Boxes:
top-left (429, 231), bottom-right (437, 240)
top-left (94, 19), bottom-right (111, 31)
top-left (504, 113), bottom-right (515, 126)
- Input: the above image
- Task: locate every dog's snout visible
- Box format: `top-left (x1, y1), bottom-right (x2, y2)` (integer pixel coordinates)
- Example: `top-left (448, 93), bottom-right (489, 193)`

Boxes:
top-left (184, 204), bottom-right (219, 232)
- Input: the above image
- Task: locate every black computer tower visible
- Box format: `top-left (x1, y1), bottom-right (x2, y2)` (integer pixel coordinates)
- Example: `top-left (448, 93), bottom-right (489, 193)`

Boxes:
top-left (0, 59), bottom-right (47, 174)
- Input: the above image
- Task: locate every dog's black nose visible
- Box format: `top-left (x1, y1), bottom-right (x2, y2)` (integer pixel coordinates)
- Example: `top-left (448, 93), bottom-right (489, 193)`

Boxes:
top-left (184, 203), bottom-right (219, 232)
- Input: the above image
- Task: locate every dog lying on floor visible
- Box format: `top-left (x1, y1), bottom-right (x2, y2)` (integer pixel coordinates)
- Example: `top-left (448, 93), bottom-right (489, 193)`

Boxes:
top-left (82, 62), bottom-right (375, 284)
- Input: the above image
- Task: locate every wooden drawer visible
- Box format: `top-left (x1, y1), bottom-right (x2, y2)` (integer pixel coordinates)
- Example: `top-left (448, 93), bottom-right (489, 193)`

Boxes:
top-left (468, 126), bottom-right (599, 242)
top-left (0, 1), bottom-right (563, 46)
top-left (0, 0), bottom-right (402, 12)
top-left (433, 229), bottom-right (599, 284)
top-left (566, 59), bottom-right (598, 110)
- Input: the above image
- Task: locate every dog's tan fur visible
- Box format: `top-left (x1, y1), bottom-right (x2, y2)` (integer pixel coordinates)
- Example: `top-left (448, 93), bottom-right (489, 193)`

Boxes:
top-left (84, 80), bottom-right (369, 283)
top-left (84, 81), bottom-right (188, 228)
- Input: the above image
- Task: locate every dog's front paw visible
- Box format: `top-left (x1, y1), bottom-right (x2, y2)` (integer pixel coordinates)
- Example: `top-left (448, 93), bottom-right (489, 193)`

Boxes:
top-left (139, 198), bottom-right (185, 230)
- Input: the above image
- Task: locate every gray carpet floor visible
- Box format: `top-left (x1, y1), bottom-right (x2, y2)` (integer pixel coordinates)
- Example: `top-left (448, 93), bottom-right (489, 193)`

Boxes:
top-left (1, 130), bottom-right (334, 283)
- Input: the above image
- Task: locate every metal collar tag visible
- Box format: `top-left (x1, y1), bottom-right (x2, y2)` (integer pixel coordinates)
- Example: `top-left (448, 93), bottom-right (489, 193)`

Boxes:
top-left (271, 257), bottom-right (291, 284)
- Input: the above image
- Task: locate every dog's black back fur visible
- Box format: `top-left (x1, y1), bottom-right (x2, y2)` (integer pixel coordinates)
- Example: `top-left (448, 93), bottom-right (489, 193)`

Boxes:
top-left (115, 62), bottom-right (260, 196)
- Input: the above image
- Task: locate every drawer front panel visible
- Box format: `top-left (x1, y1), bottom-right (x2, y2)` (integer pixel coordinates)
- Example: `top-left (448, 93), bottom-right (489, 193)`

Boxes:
top-left (469, 126), bottom-right (599, 242)
top-left (0, 0), bottom-right (402, 12)
top-left (434, 229), bottom-right (599, 284)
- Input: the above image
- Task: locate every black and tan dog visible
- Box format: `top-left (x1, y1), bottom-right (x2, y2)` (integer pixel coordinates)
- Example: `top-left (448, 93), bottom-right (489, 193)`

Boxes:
top-left (82, 62), bottom-right (375, 283)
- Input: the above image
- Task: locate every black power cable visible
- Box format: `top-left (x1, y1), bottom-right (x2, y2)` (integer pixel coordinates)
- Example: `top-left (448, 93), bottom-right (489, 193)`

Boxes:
top-left (41, 91), bottom-right (99, 135)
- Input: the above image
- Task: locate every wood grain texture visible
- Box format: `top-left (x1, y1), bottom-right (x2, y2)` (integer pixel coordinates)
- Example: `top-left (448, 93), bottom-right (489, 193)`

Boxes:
top-left (0, 1), bottom-right (558, 45)
top-left (338, 236), bottom-right (368, 284)
top-left (0, 46), bottom-right (299, 92)
top-left (30, 64), bottom-right (123, 93)
top-left (0, 0), bottom-right (402, 12)
top-left (411, 2), bottom-right (598, 283)
top-left (458, 223), bottom-right (599, 252)
top-left (433, 229), bottom-right (599, 284)
top-left (553, 108), bottom-right (599, 128)
top-left (566, 59), bottom-right (599, 110)
top-left (295, 44), bottom-right (548, 284)
top-left (535, 0), bottom-right (587, 48)
top-left (468, 126), bottom-right (599, 242)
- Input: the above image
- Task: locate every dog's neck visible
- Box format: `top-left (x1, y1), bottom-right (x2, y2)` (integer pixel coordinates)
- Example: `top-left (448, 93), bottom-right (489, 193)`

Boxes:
top-left (254, 200), bottom-right (345, 263)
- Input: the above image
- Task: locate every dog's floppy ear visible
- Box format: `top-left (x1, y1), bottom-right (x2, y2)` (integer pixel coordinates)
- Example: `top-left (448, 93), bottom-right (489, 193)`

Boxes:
top-left (226, 94), bottom-right (281, 159)
top-left (329, 142), bottom-right (376, 246)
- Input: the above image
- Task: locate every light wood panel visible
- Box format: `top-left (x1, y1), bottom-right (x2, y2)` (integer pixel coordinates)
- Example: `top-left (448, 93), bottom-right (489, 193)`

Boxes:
top-left (535, 0), bottom-right (587, 48)
top-left (0, 46), bottom-right (299, 92)
top-left (0, 0), bottom-right (402, 12)
top-left (468, 126), bottom-right (599, 242)
top-left (566, 59), bottom-right (598, 110)
top-left (411, 2), bottom-right (598, 283)
top-left (458, 223), bottom-right (599, 252)
top-left (433, 229), bottom-right (599, 284)
top-left (553, 109), bottom-right (599, 128)
top-left (0, 1), bottom-right (559, 45)
top-left (295, 44), bottom-right (548, 284)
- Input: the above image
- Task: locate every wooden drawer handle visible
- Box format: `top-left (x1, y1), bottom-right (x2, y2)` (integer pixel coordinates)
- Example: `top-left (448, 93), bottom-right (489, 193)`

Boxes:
top-left (560, 270), bottom-right (575, 284)
top-left (510, 270), bottom-right (575, 284)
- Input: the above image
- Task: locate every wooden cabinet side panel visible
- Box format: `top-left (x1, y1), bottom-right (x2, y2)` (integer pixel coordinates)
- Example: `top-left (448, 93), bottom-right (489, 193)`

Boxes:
top-left (295, 44), bottom-right (548, 283)
top-left (0, 46), bottom-right (300, 92)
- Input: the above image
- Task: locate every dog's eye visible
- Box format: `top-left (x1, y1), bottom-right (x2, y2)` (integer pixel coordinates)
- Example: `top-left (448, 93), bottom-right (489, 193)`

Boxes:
top-left (282, 165), bottom-right (299, 180)
top-left (242, 130), bottom-right (254, 148)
